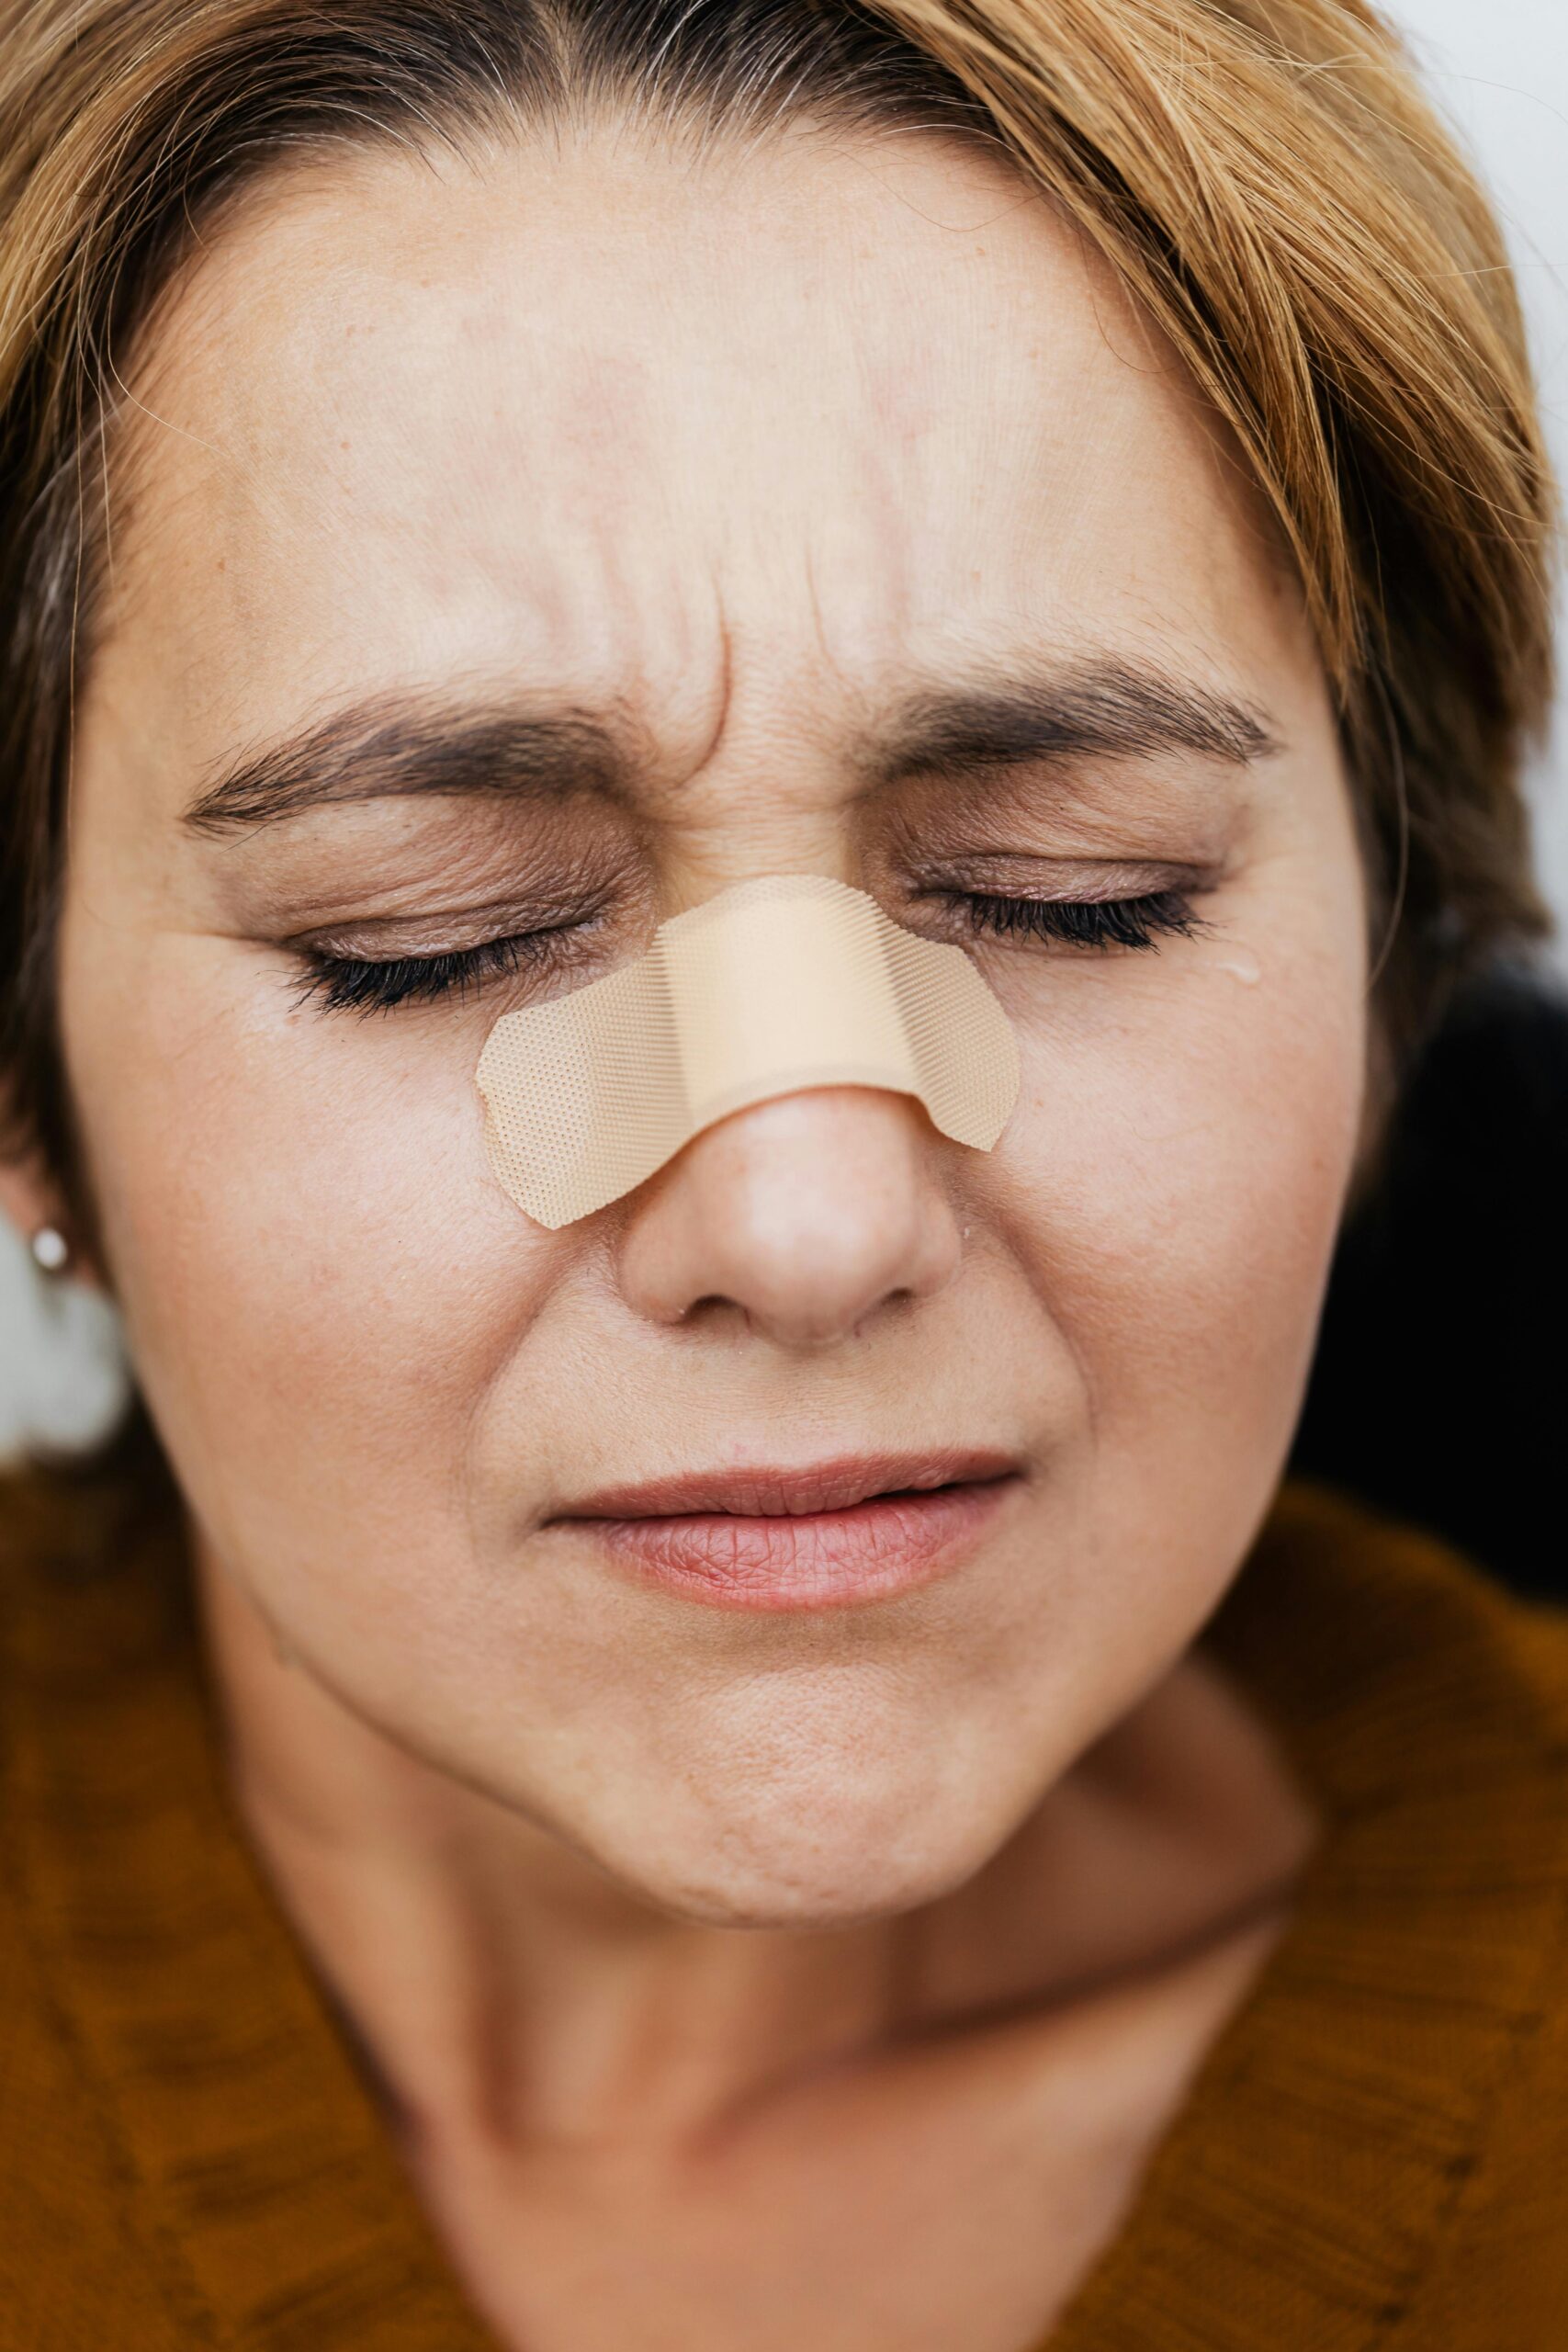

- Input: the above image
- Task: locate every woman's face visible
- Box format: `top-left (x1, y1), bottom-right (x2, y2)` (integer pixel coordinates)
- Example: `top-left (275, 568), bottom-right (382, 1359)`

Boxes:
top-left (56, 124), bottom-right (1365, 1924)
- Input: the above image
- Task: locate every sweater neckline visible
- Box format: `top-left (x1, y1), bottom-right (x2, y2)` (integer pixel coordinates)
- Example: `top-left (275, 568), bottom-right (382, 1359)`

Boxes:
top-left (6, 1476), bottom-right (1566, 2349)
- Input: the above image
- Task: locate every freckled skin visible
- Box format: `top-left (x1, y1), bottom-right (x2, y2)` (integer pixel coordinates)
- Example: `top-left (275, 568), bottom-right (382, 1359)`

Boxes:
top-left (45, 124), bottom-right (1365, 1932)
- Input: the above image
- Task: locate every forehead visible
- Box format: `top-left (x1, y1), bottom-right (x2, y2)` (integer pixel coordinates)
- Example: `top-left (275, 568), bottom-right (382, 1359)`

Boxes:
top-left (96, 122), bottom-right (1304, 767)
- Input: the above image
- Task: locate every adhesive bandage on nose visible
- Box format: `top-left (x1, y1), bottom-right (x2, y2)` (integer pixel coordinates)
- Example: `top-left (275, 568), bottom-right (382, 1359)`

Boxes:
top-left (476, 873), bottom-right (1020, 1228)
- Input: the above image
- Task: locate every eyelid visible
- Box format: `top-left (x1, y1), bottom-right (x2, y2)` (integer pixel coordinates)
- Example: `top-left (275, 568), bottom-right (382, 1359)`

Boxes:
top-left (287, 900), bottom-right (626, 1017)
top-left (294, 931), bottom-right (549, 1015)
top-left (289, 866), bottom-right (1217, 1019)
top-left (955, 884), bottom-right (1206, 956)
top-left (906, 857), bottom-right (1218, 905)
top-left (288, 909), bottom-right (578, 962)
top-left (277, 850), bottom-right (652, 956)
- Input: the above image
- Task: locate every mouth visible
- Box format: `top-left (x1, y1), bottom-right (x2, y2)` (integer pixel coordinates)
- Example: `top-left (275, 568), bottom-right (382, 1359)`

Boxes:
top-left (546, 1450), bottom-right (1023, 1612)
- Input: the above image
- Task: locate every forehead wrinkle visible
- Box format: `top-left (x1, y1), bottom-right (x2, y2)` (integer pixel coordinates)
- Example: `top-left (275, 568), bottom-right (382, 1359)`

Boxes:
top-left (88, 127), bottom-right (1315, 869)
top-left (89, 168), bottom-right (359, 649)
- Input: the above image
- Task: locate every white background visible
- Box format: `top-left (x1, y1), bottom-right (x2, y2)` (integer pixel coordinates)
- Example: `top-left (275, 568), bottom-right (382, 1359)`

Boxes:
top-left (3, 0), bottom-right (1567, 1454)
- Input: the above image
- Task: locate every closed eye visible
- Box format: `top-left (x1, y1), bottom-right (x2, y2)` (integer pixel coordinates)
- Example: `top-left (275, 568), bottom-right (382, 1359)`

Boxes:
top-left (293, 928), bottom-right (562, 1014)
top-left (294, 885), bottom-right (1206, 1016)
top-left (954, 888), bottom-right (1205, 952)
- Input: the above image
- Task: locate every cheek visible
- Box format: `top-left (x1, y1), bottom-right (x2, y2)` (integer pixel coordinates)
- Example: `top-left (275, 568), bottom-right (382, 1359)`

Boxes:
top-left (62, 934), bottom-right (550, 1564)
top-left (995, 909), bottom-right (1366, 1481)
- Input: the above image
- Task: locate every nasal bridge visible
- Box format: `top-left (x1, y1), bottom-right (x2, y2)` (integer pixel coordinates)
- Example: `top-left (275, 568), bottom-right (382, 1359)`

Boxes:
top-left (476, 873), bottom-right (1021, 1228)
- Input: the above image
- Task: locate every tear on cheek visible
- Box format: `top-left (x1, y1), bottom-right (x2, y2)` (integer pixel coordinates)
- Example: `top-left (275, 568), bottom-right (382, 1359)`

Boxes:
top-left (1208, 945), bottom-right (1261, 987)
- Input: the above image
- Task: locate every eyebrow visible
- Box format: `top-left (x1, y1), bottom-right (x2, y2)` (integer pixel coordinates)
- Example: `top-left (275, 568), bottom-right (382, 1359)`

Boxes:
top-left (864, 658), bottom-right (1280, 787)
top-left (183, 658), bottom-right (1280, 838)
top-left (185, 700), bottom-right (636, 837)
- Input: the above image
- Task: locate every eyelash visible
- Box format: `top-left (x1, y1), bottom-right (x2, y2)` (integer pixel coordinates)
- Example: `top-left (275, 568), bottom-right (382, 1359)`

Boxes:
top-left (956, 888), bottom-right (1204, 953)
top-left (295, 930), bottom-right (546, 1014)
top-left (296, 888), bottom-right (1204, 1016)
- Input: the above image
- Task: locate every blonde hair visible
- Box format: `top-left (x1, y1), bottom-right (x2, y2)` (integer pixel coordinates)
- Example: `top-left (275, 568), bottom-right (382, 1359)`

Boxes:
top-left (0, 0), bottom-right (1557, 1186)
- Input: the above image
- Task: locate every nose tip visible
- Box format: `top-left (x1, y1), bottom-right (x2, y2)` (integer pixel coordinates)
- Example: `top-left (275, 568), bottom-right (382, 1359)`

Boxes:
top-left (615, 1087), bottom-right (964, 1347)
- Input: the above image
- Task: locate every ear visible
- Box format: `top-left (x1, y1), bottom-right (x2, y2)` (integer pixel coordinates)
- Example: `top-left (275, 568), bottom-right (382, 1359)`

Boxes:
top-left (0, 1108), bottom-right (104, 1290)
top-left (0, 1149), bottom-right (58, 1242)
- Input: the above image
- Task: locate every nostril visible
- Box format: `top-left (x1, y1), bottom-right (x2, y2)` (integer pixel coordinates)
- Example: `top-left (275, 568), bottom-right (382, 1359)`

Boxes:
top-left (680, 1291), bottom-right (735, 1329)
top-left (614, 1088), bottom-right (965, 1346)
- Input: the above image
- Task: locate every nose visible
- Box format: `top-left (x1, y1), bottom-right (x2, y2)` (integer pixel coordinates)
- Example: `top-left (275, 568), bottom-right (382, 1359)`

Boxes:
top-left (615, 1087), bottom-right (964, 1347)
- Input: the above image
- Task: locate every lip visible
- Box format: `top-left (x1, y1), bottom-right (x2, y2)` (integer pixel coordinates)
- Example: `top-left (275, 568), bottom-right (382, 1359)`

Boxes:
top-left (547, 1450), bottom-right (1022, 1612)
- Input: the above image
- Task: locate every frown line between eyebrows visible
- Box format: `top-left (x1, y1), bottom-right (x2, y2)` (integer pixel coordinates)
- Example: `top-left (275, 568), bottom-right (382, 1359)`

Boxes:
top-left (182, 656), bottom-right (1282, 841)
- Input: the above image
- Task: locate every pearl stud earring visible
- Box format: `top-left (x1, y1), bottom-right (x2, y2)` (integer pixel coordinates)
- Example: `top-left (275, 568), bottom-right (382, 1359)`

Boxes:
top-left (29, 1225), bottom-right (71, 1277)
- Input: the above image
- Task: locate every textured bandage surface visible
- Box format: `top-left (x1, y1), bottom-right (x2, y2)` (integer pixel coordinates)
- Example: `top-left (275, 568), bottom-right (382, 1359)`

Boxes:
top-left (476, 873), bottom-right (1021, 1228)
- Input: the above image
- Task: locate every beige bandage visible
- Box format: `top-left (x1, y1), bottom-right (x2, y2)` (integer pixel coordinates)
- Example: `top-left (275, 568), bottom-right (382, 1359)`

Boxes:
top-left (477, 874), bottom-right (1020, 1228)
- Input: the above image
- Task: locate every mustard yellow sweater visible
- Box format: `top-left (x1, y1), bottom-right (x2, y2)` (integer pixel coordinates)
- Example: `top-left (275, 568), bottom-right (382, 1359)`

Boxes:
top-left (2, 1466), bottom-right (1566, 2348)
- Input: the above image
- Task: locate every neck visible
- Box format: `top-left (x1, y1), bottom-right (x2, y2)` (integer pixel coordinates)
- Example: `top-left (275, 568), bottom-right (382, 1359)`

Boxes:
top-left (194, 1537), bottom-right (1317, 2163)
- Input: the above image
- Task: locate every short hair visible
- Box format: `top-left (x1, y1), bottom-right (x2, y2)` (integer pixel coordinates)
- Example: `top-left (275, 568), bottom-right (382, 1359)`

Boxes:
top-left (0, 0), bottom-right (1557, 1192)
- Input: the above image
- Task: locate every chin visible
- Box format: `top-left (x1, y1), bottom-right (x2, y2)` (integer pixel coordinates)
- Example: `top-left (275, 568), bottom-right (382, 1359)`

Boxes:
top-left (584, 1781), bottom-right (1008, 1932)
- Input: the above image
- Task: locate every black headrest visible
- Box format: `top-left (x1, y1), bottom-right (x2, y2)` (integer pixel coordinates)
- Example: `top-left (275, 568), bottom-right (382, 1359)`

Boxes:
top-left (1292, 962), bottom-right (1568, 1598)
